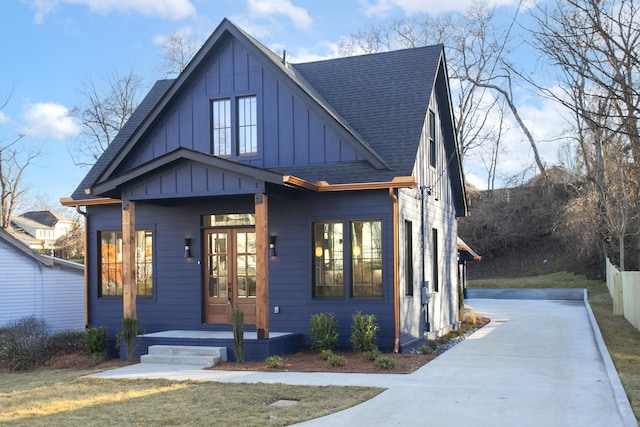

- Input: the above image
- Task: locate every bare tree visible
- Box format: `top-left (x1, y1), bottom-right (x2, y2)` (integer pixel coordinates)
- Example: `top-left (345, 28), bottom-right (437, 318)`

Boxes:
top-left (72, 69), bottom-right (142, 167)
top-left (0, 92), bottom-right (39, 230)
top-left (531, 0), bottom-right (640, 268)
top-left (157, 28), bottom-right (201, 77)
top-left (337, 0), bottom-right (547, 183)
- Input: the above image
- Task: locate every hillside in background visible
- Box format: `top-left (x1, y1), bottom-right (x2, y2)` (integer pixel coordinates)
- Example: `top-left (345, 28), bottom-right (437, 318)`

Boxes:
top-left (459, 182), bottom-right (605, 280)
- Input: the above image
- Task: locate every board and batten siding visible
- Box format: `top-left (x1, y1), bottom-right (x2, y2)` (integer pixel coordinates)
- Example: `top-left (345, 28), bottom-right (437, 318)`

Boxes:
top-left (402, 87), bottom-right (460, 336)
top-left (119, 37), bottom-right (365, 177)
top-left (0, 240), bottom-right (84, 332)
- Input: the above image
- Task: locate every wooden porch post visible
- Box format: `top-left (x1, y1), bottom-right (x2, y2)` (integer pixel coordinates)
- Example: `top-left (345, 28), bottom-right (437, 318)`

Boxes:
top-left (122, 200), bottom-right (136, 319)
top-left (255, 193), bottom-right (269, 339)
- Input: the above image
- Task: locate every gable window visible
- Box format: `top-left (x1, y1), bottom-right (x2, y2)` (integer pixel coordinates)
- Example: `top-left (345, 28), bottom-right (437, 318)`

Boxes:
top-left (99, 229), bottom-right (153, 297)
top-left (351, 220), bottom-right (383, 298)
top-left (211, 95), bottom-right (258, 157)
top-left (429, 109), bottom-right (436, 168)
top-left (313, 222), bottom-right (344, 298)
top-left (404, 220), bottom-right (413, 296)
top-left (432, 228), bottom-right (439, 292)
top-left (237, 96), bottom-right (257, 155)
top-left (212, 99), bottom-right (231, 156)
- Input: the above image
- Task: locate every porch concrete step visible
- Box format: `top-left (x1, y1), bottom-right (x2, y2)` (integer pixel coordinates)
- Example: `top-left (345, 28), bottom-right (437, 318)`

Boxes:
top-left (140, 345), bottom-right (228, 367)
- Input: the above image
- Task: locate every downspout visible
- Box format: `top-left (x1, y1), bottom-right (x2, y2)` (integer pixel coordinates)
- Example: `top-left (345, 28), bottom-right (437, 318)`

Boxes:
top-left (389, 188), bottom-right (400, 353)
top-left (76, 205), bottom-right (89, 327)
top-left (420, 186), bottom-right (430, 333)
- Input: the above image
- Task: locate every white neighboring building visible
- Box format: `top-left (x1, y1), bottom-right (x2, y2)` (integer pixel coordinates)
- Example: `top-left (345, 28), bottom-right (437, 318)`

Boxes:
top-left (9, 210), bottom-right (74, 254)
top-left (0, 228), bottom-right (85, 332)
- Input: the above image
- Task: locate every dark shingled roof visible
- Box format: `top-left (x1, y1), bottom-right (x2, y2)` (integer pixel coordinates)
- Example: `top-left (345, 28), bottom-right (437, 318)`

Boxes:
top-left (289, 46), bottom-right (442, 183)
top-left (69, 19), bottom-right (458, 201)
top-left (71, 79), bottom-right (174, 201)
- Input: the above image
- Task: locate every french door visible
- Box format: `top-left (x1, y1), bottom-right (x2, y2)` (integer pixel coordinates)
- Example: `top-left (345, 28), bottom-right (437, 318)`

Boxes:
top-left (204, 228), bottom-right (256, 324)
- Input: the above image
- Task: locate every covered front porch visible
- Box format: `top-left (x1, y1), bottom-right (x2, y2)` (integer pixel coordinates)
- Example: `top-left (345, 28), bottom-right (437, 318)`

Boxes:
top-left (125, 330), bottom-right (303, 362)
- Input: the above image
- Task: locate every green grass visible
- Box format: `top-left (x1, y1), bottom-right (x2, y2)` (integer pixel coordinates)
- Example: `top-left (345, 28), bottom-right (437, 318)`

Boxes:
top-left (0, 369), bottom-right (382, 426)
top-left (469, 272), bottom-right (640, 421)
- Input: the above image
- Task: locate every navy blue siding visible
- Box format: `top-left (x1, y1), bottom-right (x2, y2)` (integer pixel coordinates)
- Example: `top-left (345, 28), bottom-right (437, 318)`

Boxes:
top-left (86, 190), bottom-right (402, 350)
top-left (117, 38), bottom-right (364, 177)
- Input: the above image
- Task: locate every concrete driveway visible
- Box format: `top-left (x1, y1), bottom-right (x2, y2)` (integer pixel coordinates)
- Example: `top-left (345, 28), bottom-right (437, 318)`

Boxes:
top-left (91, 292), bottom-right (637, 426)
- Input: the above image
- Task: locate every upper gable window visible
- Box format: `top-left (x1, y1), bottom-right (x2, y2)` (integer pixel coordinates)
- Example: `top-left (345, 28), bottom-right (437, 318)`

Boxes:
top-left (237, 96), bottom-right (257, 155)
top-left (429, 109), bottom-right (436, 168)
top-left (211, 95), bottom-right (258, 157)
top-left (212, 99), bottom-right (231, 156)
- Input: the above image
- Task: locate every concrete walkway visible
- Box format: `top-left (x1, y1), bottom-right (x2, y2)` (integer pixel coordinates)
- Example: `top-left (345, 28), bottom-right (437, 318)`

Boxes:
top-left (90, 295), bottom-right (637, 426)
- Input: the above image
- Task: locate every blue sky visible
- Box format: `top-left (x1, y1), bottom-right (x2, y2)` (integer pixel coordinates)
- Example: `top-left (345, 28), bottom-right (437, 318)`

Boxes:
top-left (1, 0), bottom-right (556, 215)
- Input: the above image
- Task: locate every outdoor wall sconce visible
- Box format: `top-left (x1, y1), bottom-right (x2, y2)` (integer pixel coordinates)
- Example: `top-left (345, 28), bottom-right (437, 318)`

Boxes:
top-left (315, 245), bottom-right (323, 258)
top-left (184, 238), bottom-right (192, 258)
top-left (269, 236), bottom-right (277, 257)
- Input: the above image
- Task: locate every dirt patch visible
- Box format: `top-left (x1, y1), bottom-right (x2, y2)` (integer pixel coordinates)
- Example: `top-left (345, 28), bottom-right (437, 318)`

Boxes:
top-left (43, 351), bottom-right (135, 371)
top-left (209, 316), bottom-right (490, 374)
top-left (209, 350), bottom-right (435, 374)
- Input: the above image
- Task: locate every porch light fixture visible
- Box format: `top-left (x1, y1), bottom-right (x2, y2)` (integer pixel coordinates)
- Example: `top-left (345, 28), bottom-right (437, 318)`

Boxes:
top-left (184, 238), bottom-right (192, 258)
top-left (269, 235), bottom-right (277, 257)
top-left (315, 245), bottom-right (323, 257)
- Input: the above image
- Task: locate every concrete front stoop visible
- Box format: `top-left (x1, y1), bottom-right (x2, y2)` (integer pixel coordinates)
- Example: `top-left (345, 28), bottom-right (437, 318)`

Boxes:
top-left (140, 345), bottom-right (228, 367)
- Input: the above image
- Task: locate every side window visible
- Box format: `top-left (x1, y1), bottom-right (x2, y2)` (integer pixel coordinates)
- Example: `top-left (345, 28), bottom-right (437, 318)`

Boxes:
top-left (404, 220), bottom-right (413, 296)
top-left (351, 220), bottom-right (383, 298)
top-left (432, 228), bottom-right (439, 292)
top-left (212, 99), bottom-right (231, 156)
top-left (429, 109), bottom-right (436, 168)
top-left (313, 222), bottom-right (344, 298)
top-left (99, 229), bottom-right (153, 297)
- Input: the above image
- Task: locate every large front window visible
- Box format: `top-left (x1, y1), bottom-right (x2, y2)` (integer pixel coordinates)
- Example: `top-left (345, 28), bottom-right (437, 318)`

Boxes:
top-left (351, 220), bottom-right (383, 298)
top-left (313, 222), bottom-right (344, 298)
top-left (99, 229), bottom-right (153, 297)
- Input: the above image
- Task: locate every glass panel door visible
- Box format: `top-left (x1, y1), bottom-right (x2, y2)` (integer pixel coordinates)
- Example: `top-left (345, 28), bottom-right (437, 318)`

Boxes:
top-left (204, 228), bottom-right (256, 324)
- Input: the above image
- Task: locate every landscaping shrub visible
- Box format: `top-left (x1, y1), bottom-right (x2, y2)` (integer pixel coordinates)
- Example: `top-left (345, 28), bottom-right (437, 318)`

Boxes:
top-left (417, 344), bottom-right (435, 355)
top-left (350, 311), bottom-right (379, 353)
top-left (265, 355), bottom-right (285, 369)
top-left (116, 317), bottom-right (143, 360)
top-left (327, 353), bottom-right (346, 367)
top-left (318, 349), bottom-right (334, 361)
top-left (232, 309), bottom-right (245, 363)
top-left (308, 312), bottom-right (339, 351)
top-left (374, 355), bottom-right (396, 370)
top-left (46, 330), bottom-right (85, 356)
top-left (0, 316), bottom-right (49, 371)
top-left (83, 326), bottom-right (108, 365)
top-left (363, 349), bottom-right (382, 361)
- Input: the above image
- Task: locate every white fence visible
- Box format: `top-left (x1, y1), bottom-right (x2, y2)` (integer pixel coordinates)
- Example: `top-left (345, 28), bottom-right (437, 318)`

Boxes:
top-left (606, 258), bottom-right (640, 331)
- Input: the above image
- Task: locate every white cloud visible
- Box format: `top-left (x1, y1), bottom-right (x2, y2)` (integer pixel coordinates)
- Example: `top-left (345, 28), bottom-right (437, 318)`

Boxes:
top-left (0, 111), bottom-right (9, 124)
top-left (359, 0), bottom-right (521, 17)
top-left (21, 102), bottom-right (81, 140)
top-left (247, 0), bottom-right (313, 30)
top-left (30, 0), bottom-right (196, 23)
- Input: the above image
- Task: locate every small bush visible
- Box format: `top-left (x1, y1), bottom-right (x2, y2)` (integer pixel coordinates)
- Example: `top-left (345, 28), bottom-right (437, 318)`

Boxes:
top-left (265, 355), bottom-right (285, 369)
top-left (83, 326), bottom-right (108, 365)
top-left (308, 312), bottom-right (339, 352)
top-left (0, 316), bottom-right (49, 371)
top-left (318, 349), bottom-right (334, 361)
top-left (363, 349), bottom-right (382, 361)
top-left (350, 311), bottom-right (379, 353)
top-left (327, 353), bottom-right (346, 367)
top-left (416, 344), bottom-right (435, 355)
top-left (47, 330), bottom-right (85, 355)
top-left (374, 355), bottom-right (396, 370)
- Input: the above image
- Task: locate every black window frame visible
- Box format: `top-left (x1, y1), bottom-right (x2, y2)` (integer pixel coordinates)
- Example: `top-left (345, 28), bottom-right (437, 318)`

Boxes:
top-left (98, 229), bottom-right (154, 298)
